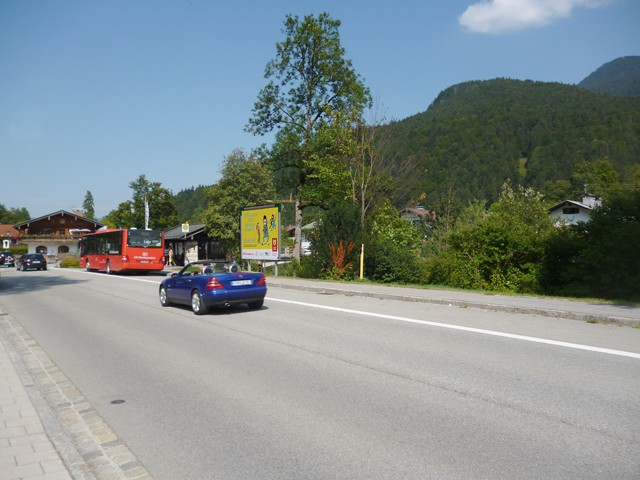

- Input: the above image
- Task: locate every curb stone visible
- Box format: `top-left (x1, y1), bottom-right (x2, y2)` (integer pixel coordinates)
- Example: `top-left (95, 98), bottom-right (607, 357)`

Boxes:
top-left (266, 278), bottom-right (640, 328)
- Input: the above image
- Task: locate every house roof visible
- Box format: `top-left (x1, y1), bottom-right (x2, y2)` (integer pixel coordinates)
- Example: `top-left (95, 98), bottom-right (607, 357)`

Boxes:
top-left (14, 210), bottom-right (104, 229)
top-left (549, 200), bottom-right (593, 213)
top-left (399, 206), bottom-right (436, 220)
top-left (165, 223), bottom-right (206, 240)
top-left (285, 221), bottom-right (318, 234)
top-left (0, 225), bottom-right (19, 238)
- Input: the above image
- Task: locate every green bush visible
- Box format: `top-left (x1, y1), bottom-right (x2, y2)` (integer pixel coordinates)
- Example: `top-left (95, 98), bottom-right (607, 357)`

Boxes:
top-left (365, 240), bottom-right (425, 284)
top-left (9, 245), bottom-right (27, 256)
top-left (59, 256), bottom-right (81, 268)
top-left (297, 255), bottom-right (324, 278)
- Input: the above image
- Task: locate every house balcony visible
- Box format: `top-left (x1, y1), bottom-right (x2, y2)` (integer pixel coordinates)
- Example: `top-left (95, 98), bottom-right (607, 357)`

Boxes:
top-left (16, 234), bottom-right (84, 257)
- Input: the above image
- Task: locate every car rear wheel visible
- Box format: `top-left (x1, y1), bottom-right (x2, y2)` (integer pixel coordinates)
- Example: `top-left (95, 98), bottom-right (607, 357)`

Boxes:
top-left (191, 290), bottom-right (209, 315)
top-left (159, 286), bottom-right (171, 307)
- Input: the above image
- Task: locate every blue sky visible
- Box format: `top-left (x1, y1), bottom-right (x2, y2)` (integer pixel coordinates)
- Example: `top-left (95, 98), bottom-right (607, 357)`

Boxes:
top-left (1, 0), bottom-right (638, 219)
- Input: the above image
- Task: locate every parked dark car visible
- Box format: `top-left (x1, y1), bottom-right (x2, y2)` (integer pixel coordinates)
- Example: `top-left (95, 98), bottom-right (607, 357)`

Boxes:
top-left (159, 260), bottom-right (267, 315)
top-left (16, 253), bottom-right (48, 271)
top-left (0, 251), bottom-right (15, 267)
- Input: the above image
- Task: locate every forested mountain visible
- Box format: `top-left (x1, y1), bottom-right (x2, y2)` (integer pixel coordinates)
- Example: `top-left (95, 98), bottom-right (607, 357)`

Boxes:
top-left (578, 56), bottom-right (640, 96)
top-left (174, 60), bottom-right (640, 219)
top-left (386, 78), bottom-right (640, 210)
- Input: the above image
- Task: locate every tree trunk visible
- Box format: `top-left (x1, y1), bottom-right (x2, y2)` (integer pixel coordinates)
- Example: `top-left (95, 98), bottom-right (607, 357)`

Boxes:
top-left (293, 198), bottom-right (302, 261)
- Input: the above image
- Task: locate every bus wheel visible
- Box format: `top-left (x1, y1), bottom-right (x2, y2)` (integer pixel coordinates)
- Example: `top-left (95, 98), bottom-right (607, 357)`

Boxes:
top-left (106, 260), bottom-right (111, 274)
top-left (191, 290), bottom-right (209, 315)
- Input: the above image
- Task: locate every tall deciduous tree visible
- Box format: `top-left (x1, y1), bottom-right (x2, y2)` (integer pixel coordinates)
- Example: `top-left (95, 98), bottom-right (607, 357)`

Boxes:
top-left (319, 101), bottom-right (399, 225)
top-left (102, 175), bottom-right (177, 230)
top-left (204, 149), bottom-right (277, 259)
top-left (128, 175), bottom-right (177, 230)
top-left (82, 191), bottom-right (95, 220)
top-left (246, 12), bottom-right (371, 259)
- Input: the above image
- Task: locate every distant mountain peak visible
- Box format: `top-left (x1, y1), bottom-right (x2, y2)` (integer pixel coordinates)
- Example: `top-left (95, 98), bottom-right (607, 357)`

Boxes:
top-left (578, 56), bottom-right (640, 96)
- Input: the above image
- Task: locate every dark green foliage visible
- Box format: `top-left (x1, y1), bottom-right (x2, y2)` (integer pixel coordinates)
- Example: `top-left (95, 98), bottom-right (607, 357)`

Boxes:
top-left (541, 191), bottom-right (640, 300)
top-left (82, 191), bottom-right (95, 220)
top-left (428, 184), bottom-right (554, 293)
top-left (578, 56), bottom-right (640, 97)
top-left (364, 239), bottom-right (426, 284)
top-left (362, 200), bottom-right (425, 284)
top-left (386, 79), bottom-right (640, 209)
top-left (307, 201), bottom-right (363, 278)
top-left (0, 204), bottom-right (30, 224)
top-left (174, 185), bottom-right (210, 222)
top-left (539, 226), bottom-right (590, 298)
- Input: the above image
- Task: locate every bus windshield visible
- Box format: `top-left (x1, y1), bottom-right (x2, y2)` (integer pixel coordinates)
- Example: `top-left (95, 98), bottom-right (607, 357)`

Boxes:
top-left (127, 229), bottom-right (163, 248)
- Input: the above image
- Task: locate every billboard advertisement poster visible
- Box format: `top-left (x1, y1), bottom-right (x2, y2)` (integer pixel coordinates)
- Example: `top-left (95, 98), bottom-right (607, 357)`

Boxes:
top-left (240, 205), bottom-right (281, 260)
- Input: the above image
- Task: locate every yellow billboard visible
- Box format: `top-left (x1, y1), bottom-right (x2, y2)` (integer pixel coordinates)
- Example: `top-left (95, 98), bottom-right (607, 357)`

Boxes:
top-left (240, 205), bottom-right (281, 260)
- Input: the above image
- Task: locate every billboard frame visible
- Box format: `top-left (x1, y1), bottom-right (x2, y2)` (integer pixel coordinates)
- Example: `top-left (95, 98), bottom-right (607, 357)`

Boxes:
top-left (240, 204), bottom-right (281, 261)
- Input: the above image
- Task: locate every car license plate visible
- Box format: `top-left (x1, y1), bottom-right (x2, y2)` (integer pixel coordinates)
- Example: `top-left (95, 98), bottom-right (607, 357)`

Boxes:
top-left (32, 261), bottom-right (40, 264)
top-left (231, 279), bottom-right (252, 286)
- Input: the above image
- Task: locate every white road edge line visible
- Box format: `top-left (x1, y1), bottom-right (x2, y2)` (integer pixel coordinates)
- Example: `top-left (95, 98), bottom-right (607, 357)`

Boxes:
top-left (267, 297), bottom-right (640, 360)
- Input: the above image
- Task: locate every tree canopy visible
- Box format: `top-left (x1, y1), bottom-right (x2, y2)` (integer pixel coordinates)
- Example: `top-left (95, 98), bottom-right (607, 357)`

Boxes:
top-left (0, 204), bottom-right (30, 224)
top-left (204, 149), bottom-right (277, 259)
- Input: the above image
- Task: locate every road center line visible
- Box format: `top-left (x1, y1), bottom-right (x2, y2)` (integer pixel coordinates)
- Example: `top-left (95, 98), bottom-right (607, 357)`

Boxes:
top-left (267, 297), bottom-right (640, 359)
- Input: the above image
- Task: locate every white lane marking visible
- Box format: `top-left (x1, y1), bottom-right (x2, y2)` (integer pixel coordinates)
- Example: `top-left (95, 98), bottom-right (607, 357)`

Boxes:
top-left (57, 267), bottom-right (160, 284)
top-left (267, 297), bottom-right (640, 360)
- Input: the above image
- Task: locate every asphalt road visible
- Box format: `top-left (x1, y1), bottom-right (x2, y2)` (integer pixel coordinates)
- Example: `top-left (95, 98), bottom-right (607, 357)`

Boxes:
top-left (1, 266), bottom-right (639, 479)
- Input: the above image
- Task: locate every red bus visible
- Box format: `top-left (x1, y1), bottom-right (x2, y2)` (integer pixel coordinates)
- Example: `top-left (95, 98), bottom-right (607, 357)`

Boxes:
top-left (79, 228), bottom-right (165, 274)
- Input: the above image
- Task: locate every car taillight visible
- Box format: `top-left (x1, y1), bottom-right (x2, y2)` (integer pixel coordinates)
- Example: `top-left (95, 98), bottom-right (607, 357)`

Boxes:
top-left (122, 255), bottom-right (129, 263)
top-left (206, 278), bottom-right (224, 290)
top-left (257, 274), bottom-right (266, 286)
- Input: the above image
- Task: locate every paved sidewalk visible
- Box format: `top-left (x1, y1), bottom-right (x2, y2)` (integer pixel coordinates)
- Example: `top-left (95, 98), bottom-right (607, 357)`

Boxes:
top-left (0, 311), bottom-right (152, 480)
top-left (0, 320), bottom-right (73, 480)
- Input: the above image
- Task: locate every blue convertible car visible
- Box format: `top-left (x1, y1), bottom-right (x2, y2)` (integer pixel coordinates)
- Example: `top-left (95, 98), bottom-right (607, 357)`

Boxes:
top-left (159, 260), bottom-right (267, 315)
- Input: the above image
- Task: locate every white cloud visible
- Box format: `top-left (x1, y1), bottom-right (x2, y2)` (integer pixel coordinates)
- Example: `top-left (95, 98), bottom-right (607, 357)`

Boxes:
top-left (458, 0), bottom-right (614, 34)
